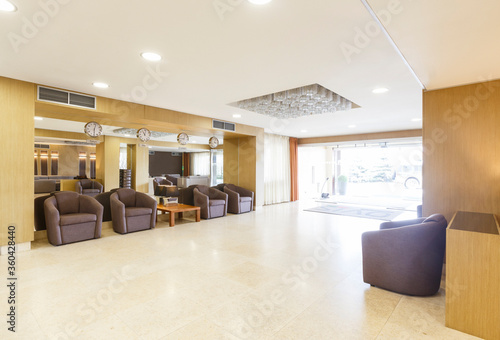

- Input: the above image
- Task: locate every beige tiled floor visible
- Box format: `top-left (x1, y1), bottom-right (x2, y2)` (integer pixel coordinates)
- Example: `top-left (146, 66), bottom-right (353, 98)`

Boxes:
top-left (1, 202), bottom-right (482, 340)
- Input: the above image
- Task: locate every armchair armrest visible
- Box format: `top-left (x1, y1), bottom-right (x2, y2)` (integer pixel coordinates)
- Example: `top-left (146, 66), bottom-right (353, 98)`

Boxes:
top-left (110, 193), bottom-right (127, 234)
top-left (93, 181), bottom-right (103, 192)
top-left (234, 186), bottom-right (254, 199)
top-left (379, 217), bottom-right (426, 230)
top-left (209, 187), bottom-right (228, 201)
top-left (194, 189), bottom-right (209, 208)
top-left (224, 187), bottom-right (240, 212)
top-left (79, 195), bottom-right (104, 238)
top-left (44, 197), bottom-right (62, 245)
top-left (135, 192), bottom-right (157, 229)
top-left (75, 181), bottom-right (83, 194)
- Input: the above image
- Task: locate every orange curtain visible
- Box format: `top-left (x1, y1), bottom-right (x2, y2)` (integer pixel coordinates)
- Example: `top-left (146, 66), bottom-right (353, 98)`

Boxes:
top-left (182, 153), bottom-right (190, 176)
top-left (290, 137), bottom-right (299, 201)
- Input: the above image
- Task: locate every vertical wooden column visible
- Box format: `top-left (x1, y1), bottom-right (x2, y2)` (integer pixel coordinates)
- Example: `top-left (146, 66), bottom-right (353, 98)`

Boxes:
top-left (131, 144), bottom-right (149, 193)
top-left (223, 132), bottom-right (264, 207)
top-left (0, 77), bottom-right (35, 248)
top-left (96, 135), bottom-right (120, 191)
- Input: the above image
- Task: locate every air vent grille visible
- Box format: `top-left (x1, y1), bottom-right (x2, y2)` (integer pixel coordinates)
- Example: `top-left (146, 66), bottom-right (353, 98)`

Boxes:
top-left (38, 86), bottom-right (96, 109)
top-left (34, 144), bottom-right (50, 149)
top-left (212, 120), bottom-right (235, 132)
top-left (38, 87), bottom-right (68, 104)
top-left (70, 93), bottom-right (96, 108)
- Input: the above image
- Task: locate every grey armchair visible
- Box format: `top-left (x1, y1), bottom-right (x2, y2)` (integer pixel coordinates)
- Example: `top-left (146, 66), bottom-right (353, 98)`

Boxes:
top-left (361, 214), bottom-right (447, 296)
top-left (153, 177), bottom-right (173, 196)
top-left (193, 185), bottom-right (228, 219)
top-left (218, 183), bottom-right (254, 214)
top-left (75, 179), bottom-right (103, 197)
top-left (110, 188), bottom-right (157, 234)
top-left (44, 191), bottom-right (103, 246)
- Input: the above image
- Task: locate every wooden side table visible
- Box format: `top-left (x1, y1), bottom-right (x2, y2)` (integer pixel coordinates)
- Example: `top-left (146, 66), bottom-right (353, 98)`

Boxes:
top-left (156, 203), bottom-right (201, 227)
top-left (446, 211), bottom-right (500, 339)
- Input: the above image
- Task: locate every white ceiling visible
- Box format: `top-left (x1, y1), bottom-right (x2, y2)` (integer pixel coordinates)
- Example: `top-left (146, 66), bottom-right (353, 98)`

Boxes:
top-left (2, 0), bottom-right (499, 138)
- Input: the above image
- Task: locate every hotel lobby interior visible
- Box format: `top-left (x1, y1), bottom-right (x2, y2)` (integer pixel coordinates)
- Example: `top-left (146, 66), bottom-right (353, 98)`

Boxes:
top-left (1, 0), bottom-right (500, 339)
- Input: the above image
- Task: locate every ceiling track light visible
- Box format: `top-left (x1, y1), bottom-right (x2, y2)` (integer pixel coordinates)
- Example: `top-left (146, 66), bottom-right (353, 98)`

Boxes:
top-left (0, 0), bottom-right (17, 12)
top-left (141, 52), bottom-right (162, 61)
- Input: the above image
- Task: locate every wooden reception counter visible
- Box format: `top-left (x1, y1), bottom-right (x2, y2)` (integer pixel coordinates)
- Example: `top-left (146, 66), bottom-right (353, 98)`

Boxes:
top-left (446, 211), bottom-right (500, 340)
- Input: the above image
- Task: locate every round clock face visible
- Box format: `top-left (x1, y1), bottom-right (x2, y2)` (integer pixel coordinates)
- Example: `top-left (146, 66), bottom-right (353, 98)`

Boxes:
top-left (209, 136), bottom-right (219, 148)
top-left (177, 132), bottom-right (189, 145)
top-left (84, 121), bottom-right (102, 137)
top-left (137, 128), bottom-right (151, 142)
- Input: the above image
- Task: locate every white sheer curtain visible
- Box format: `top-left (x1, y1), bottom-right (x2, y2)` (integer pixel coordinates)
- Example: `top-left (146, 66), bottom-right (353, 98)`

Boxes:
top-left (264, 133), bottom-right (291, 205)
top-left (190, 152), bottom-right (210, 176)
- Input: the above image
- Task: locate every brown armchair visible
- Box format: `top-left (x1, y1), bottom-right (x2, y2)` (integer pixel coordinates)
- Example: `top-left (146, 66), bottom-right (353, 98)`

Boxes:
top-left (219, 183), bottom-right (254, 214)
top-left (361, 214), bottom-right (447, 296)
top-left (153, 177), bottom-right (173, 196)
top-left (44, 191), bottom-right (103, 246)
top-left (75, 179), bottom-right (103, 197)
top-left (110, 188), bottom-right (157, 234)
top-left (193, 185), bottom-right (228, 219)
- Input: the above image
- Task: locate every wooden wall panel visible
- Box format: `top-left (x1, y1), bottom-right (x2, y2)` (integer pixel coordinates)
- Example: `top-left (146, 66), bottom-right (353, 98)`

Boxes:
top-left (96, 136), bottom-right (121, 191)
top-left (422, 80), bottom-right (500, 221)
top-left (223, 138), bottom-right (239, 185)
top-left (131, 144), bottom-right (149, 193)
top-left (239, 136), bottom-right (257, 199)
top-left (0, 77), bottom-right (35, 246)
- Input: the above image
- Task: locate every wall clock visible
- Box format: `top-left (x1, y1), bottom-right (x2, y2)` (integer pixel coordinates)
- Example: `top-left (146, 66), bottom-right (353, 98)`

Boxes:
top-left (209, 136), bottom-right (219, 149)
top-left (137, 128), bottom-right (151, 142)
top-left (84, 121), bottom-right (102, 137)
top-left (177, 132), bottom-right (189, 145)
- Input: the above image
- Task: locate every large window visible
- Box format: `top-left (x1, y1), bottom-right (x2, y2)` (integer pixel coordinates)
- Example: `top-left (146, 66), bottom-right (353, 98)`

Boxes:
top-left (298, 139), bottom-right (422, 207)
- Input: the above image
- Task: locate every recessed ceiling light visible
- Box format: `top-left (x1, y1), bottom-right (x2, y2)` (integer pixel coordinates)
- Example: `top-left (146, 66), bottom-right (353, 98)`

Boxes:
top-left (141, 52), bottom-right (162, 61)
top-left (232, 114), bottom-right (242, 118)
top-left (0, 0), bottom-right (17, 12)
top-left (372, 87), bottom-right (389, 94)
top-left (93, 82), bottom-right (109, 88)
top-left (34, 116), bottom-right (43, 121)
top-left (348, 125), bottom-right (356, 128)
top-left (300, 129), bottom-right (307, 133)
top-left (248, 0), bottom-right (272, 4)
top-left (411, 118), bottom-right (422, 122)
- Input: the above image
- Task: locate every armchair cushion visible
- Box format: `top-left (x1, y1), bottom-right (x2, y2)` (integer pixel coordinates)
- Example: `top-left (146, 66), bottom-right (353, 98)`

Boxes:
top-left (55, 191), bottom-right (80, 215)
top-left (125, 207), bottom-right (153, 217)
top-left (60, 213), bottom-right (97, 226)
top-left (117, 188), bottom-right (136, 207)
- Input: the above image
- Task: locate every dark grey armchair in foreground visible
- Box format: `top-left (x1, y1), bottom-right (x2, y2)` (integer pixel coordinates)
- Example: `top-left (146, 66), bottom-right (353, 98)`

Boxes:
top-left (193, 185), bottom-right (228, 219)
top-left (110, 188), bottom-right (157, 234)
top-left (44, 191), bottom-right (103, 246)
top-left (361, 214), bottom-right (447, 296)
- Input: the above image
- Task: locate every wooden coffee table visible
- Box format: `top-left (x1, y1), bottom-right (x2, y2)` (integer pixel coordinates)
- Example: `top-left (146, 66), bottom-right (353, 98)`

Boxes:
top-left (157, 203), bottom-right (201, 226)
